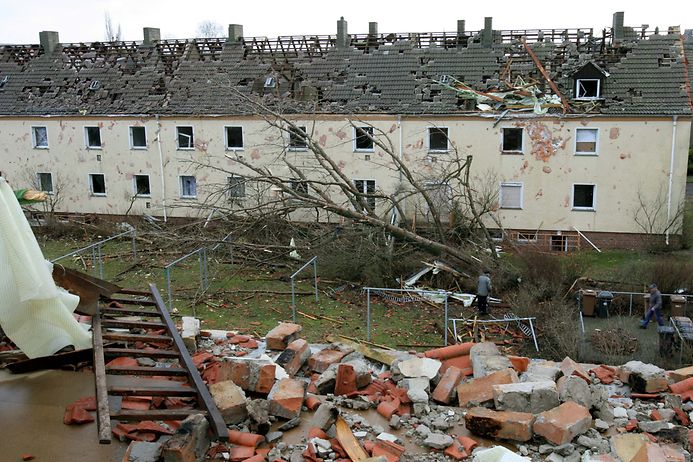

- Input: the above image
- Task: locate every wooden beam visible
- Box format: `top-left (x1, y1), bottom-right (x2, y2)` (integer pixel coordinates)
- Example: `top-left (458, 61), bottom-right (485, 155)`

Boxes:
top-left (92, 305), bottom-right (112, 444)
top-left (101, 319), bottom-right (166, 329)
top-left (102, 333), bottom-right (172, 343)
top-left (103, 348), bottom-right (179, 358)
top-left (521, 37), bottom-right (571, 113)
top-left (111, 409), bottom-right (205, 420)
top-left (105, 366), bottom-right (187, 376)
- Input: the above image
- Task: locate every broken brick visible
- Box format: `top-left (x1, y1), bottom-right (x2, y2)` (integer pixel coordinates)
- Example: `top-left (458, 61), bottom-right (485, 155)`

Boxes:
top-left (265, 322), bottom-right (303, 350)
top-left (106, 356), bottom-right (139, 368)
top-left (308, 348), bottom-right (351, 373)
top-left (443, 443), bottom-right (468, 461)
top-left (431, 366), bottom-right (463, 404)
top-left (590, 365), bottom-right (616, 384)
top-left (376, 399), bottom-right (400, 420)
top-left (268, 378), bottom-right (306, 419)
top-left (305, 395), bottom-right (322, 411)
top-left (458, 435), bottom-right (478, 453)
top-left (440, 355), bottom-right (472, 376)
top-left (192, 351), bottom-right (214, 368)
top-left (21, 455), bottom-right (35, 461)
top-left (228, 430), bottom-right (264, 447)
top-left (424, 342), bottom-right (474, 360)
top-left (276, 338), bottom-right (310, 376)
top-left (334, 363), bottom-right (357, 396)
top-left (372, 440), bottom-right (405, 462)
top-left (508, 355), bottom-right (530, 373)
top-left (63, 404), bottom-right (95, 425)
top-left (464, 407), bottom-right (534, 442)
top-left (218, 358), bottom-right (276, 394)
top-left (534, 401), bottom-right (592, 445)
top-left (456, 368), bottom-right (518, 407)
top-left (228, 445), bottom-right (255, 461)
top-left (560, 356), bottom-right (591, 384)
top-left (670, 377), bottom-right (693, 401)
top-left (631, 442), bottom-right (669, 462)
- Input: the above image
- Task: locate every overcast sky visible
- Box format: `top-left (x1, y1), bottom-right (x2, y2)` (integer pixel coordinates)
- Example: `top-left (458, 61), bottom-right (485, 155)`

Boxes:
top-left (0, 0), bottom-right (691, 44)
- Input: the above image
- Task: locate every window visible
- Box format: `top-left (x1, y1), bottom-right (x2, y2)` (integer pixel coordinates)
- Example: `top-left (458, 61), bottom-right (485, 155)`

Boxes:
top-left (575, 79), bottom-right (600, 99)
top-left (225, 126), bottom-right (244, 150)
top-left (517, 232), bottom-right (537, 242)
top-left (551, 235), bottom-right (568, 252)
top-left (32, 126), bottom-right (48, 149)
top-left (424, 180), bottom-right (452, 213)
top-left (500, 182), bottom-right (523, 209)
top-left (85, 126), bottom-right (102, 148)
top-left (290, 178), bottom-right (309, 195)
top-left (177, 126), bottom-right (194, 149)
top-left (180, 175), bottom-right (197, 198)
top-left (502, 128), bottom-right (523, 152)
top-left (354, 126), bottom-right (374, 151)
top-left (354, 179), bottom-right (376, 209)
top-left (572, 184), bottom-right (595, 210)
top-left (575, 128), bottom-right (598, 155)
top-left (428, 127), bottom-right (449, 152)
top-left (89, 174), bottom-right (106, 196)
top-left (288, 126), bottom-right (308, 150)
top-left (36, 172), bottom-right (53, 193)
top-left (228, 175), bottom-right (246, 199)
top-left (129, 126), bottom-right (147, 149)
top-left (134, 175), bottom-right (151, 197)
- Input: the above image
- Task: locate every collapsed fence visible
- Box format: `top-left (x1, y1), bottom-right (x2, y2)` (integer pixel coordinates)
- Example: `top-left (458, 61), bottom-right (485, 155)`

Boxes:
top-left (50, 229), bottom-right (137, 279)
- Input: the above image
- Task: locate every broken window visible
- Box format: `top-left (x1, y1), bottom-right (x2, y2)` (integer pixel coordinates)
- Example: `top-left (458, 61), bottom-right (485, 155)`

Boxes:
top-left (228, 175), bottom-right (246, 199)
top-left (575, 128), bottom-right (598, 155)
top-left (551, 235), bottom-right (568, 252)
top-left (572, 184), bottom-right (595, 210)
top-left (502, 128), bottom-right (523, 153)
top-left (89, 173), bottom-right (106, 196)
top-left (85, 126), bottom-right (102, 149)
top-left (225, 126), bottom-right (244, 150)
top-left (428, 127), bottom-right (449, 152)
top-left (36, 172), bottom-right (53, 193)
top-left (288, 126), bottom-right (308, 150)
top-left (354, 179), bottom-right (376, 209)
top-left (180, 175), bottom-right (197, 198)
top-left (177, 126), bottom-right (194, 149)
top-left (354, 126), bottom-right (374, 151)
top-left (575, 79), bottom-right (600, 99)
top-left (32, 126), bottom-right (48, 149)
top-left (134, 175), bottom-right (151, 196)
top-left (500, 182), bottom-right (523, 209)
top-left (130, 126), bottom-right (147, 149)
top-left (290, 178), bottom-right (309, 195)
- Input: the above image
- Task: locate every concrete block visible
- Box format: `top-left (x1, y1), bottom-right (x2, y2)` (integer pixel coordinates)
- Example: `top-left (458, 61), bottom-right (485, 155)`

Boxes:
top-left (493, 381), bottom-right (559, 413)
top-left (180, 317), bottom-right (200, 353)
top-left (209, 380), bottom-right (247, 425)
top-left (457, 368), bottom-right (518, 407)
top-left (621, 361), bottom-right (668, 393)
top-left (276, 338), bottom-right (310, 376)
top-left (534, 402), bottom-right (592, 445)
top-left (397, 356), bottom-right (442, 379)
top-left (464, 407), bottom-right (534, 442)
top-left (310, 402), bottom-right (339, 431)
top-left (470, 342), bottom-right (512, 378)
top-left (268, 378), bottom-right (306, 420)
top-left (162, 414), bottom-right (210, 462)
top-left (557, 375), bottom-right (592, 409)
top-left (218, 358), bottom-right (276, 394)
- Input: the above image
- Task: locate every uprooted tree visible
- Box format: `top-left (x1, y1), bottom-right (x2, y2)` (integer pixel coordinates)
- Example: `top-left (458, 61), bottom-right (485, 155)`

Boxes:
top-left (179, 93), bottom-right (501, 269)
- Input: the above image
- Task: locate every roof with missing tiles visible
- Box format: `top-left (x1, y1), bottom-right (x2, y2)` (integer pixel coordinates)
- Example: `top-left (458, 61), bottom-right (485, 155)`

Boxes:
top-left (0, 27), bottom-right (692, 117)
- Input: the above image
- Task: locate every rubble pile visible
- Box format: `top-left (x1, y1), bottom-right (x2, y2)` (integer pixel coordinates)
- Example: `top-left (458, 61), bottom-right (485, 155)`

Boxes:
top-left (62, 319), bottom-right (693, 461)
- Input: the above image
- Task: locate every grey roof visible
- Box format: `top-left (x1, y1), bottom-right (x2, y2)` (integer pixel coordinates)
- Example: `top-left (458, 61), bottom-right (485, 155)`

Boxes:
top-left (0, 28), bottom-right (691, 117)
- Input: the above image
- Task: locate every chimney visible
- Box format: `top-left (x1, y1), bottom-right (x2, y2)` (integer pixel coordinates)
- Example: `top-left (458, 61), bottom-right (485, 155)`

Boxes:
top-left (337, 17), bottom-right (349, 49)
top-left (39, 31), bottom-right (60, 54)
top-left (227, 24), bottom-right (244, 43)
top-left (143, 27), bottom-right (160, 46)
top-left (612, 11), bottom-right (624, 44)
top-left (457, 20), bottom-right (466, 35)
top-left (369, 21), bottom-right (378, 37)
top-left (482, 17), bottom-right (493, 47)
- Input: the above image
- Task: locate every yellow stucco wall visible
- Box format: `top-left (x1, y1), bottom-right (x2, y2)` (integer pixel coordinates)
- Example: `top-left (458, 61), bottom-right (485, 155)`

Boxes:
top-left (0, 114), bottom-right (689, 235)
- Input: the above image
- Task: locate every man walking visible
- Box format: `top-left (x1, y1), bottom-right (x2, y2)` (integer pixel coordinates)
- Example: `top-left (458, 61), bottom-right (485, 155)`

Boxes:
top-left (640, 283), bottom-right (664, 329)
top-left (477, 269), bottom-right (492, 315)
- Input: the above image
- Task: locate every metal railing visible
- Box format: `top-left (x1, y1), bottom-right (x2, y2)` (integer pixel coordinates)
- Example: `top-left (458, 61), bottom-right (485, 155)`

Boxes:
top-left (290, 256), bottom-right (319, 323)
top-left (363, 287), bottom-right (451, 345)
top-left (588, 291), bottom-right (693, 316)
top-left (50, 229), bottom-right (137, 279)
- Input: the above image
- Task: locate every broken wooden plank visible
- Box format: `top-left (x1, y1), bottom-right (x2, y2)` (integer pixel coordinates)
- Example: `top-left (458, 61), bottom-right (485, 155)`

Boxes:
top-left (335, 416), bottom-right (369, 461)
top-left (101, 319), bottom-right (166, 329)
top-left (103, 348), bottom-right (179, 358)
top-left (92, 305), bottom-right (112, 444)
top-left (105, 366), bottom-right (187, 376)
top-left (101, 333), bottom-right (172, 343)
top-left (521, 38), bottom-right (571, 113)
top-left (326, 335), bottom-right (398, 366)
top-left (101, 306), bottom-right (160, 316)
top-left (111, 409), bottom-right (206, 420)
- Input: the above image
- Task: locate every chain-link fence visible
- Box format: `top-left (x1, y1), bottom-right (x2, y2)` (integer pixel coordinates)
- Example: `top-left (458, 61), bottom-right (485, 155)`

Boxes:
top-left (50, 229), bottom-right (138, 279)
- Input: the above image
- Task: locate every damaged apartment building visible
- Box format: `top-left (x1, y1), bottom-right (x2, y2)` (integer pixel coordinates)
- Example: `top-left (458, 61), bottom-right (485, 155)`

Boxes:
top-left (0, 12), bottom-right (691, 250)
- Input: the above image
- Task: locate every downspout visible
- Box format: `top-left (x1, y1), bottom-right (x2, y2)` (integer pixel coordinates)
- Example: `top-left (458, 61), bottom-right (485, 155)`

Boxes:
top-left (665, 115), bottom-right (677, 245)
top-left (397, 115), bottom-right (404, 215)
top-left (155, 114), bottom-right (168, 222)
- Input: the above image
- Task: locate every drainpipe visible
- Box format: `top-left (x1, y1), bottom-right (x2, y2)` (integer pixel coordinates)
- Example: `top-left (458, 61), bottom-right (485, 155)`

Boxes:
top-left (155, 114), bottom-right (168, 222)
top-left (665, 115), bottom-right (678, 245)
top-left (397, 115), bottom-right (404, 215)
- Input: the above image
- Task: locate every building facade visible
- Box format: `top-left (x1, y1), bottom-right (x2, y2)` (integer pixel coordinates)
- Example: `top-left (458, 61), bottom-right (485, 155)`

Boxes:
top-left (0, 13), bottom-right (691, 250)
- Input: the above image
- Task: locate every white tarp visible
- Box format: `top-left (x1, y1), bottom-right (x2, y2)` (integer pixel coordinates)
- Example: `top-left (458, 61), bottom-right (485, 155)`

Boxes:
top-left (0, 177), bottom-right (91, 358)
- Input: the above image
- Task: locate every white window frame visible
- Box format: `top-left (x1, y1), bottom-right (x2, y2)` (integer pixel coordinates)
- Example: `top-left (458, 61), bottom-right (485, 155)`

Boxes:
top-left (179, 175), bottom-right (197, 199)
top-left (129, 126), bottom-right (148, 150)
top-left (31, 126), bottom-right (49, 149)
top-left (36, 172), bottom-right (53, 194)
top-left (574, 127), bottom-right (599, 156)
top-left (575, 79), bottom-right (601, 99)
top-left (353, 126), bottom-right (375, 153)
top-left (501, 127), bottom-right (523, 154)
top-left (499, 182), bottom-right (524, 209)
top-left (288, 125), bottom-right (308, 151)
top-left (516, 231), bottom-right (538, 243)
top-left (133, 174), bottom-right (151, 197)
top-left (427, 126), bottom-right (450, 153)
top-left (224, 126), bottom-right (244, 151)
top-left (353, 178), bottom-right (377, 209)
top-left (88, 173), bottom-right (107, 196)
top-left (572, 183), bottom-right (596, 211)
top-left (176, 126), bottom-right (195, 150)
top-left (84, 126), bottom-right (102, 149)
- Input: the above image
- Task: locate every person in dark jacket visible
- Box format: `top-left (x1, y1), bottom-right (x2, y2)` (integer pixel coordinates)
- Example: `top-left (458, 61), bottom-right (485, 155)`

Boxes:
top-left (640, 283), bottom-right (664, 329)
top-left (477, 270), bottom-right (492, 315)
